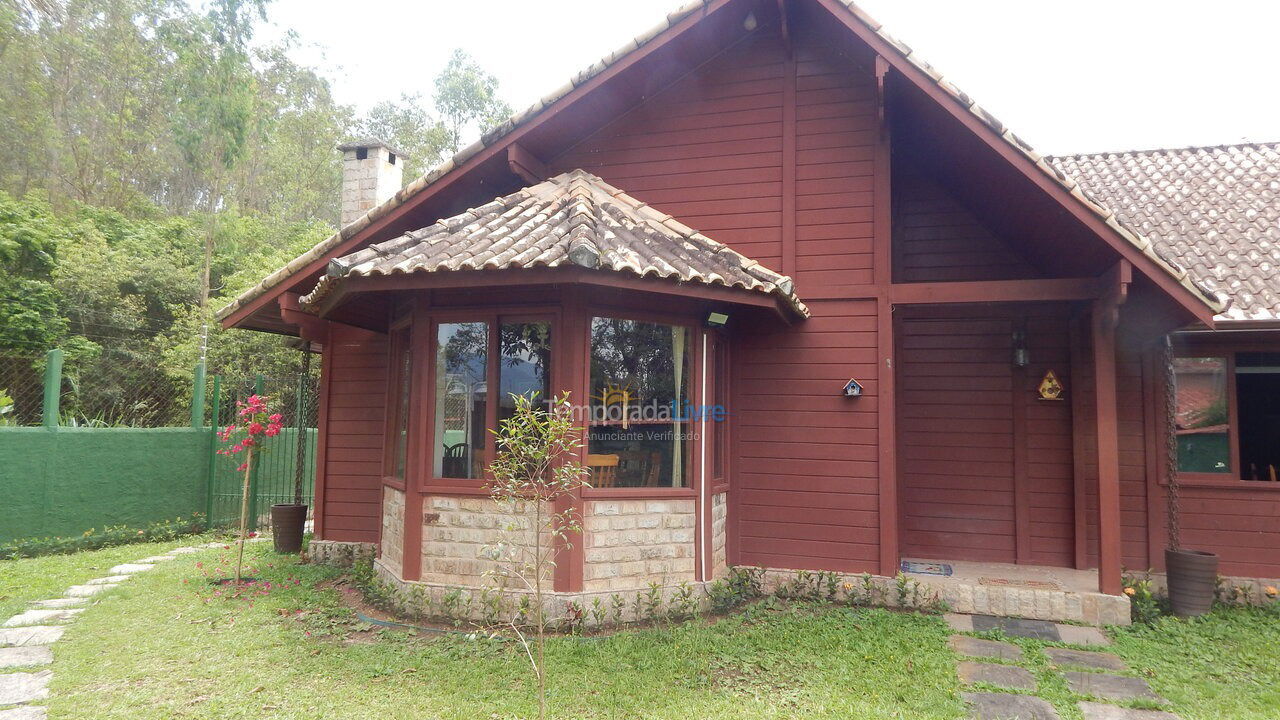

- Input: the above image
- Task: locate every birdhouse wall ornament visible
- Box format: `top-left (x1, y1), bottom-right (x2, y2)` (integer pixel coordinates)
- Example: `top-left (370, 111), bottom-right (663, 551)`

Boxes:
top-left (1038, 370), bottom-right (1064, 401)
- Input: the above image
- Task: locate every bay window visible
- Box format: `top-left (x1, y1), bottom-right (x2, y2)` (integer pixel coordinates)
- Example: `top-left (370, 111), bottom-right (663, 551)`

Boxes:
top-left (588, 317), bottom-right (692, 488)
top-left (431, 317), bottom-right (552, 481)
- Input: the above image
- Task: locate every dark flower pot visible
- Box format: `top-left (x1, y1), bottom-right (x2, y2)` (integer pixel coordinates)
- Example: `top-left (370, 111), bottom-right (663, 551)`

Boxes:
top-left (271, 503), bottom-right (308, 554)
top-left (1166, 548), bottom-right (1218, 617)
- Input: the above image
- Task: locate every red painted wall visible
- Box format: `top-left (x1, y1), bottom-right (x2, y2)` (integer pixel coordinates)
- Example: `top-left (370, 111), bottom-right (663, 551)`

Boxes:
top-left (317, 325), bottom-right (387, 542)
top-left (552, 28), bottom-right (886, 574)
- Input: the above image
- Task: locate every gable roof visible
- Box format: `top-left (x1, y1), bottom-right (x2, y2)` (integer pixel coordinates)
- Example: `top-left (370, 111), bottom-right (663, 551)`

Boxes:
top-left (302, 169), bottom-right (808, 317)
top-left (218, 0), bottom-right (1225, 328)
top-left (1050, 142), bottom-right (1280, 322)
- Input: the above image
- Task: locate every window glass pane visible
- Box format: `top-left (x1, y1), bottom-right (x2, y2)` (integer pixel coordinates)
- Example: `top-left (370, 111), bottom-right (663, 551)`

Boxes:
top-left (1173, 356), bottom-right (1230, 474)
top-left (393, 335), bottom-right (412, 479)
top-left (498, 321), bottom-right (552, 426)
top-left (589, 317), bottom-right (691, 488)
top-left (434, 322), bottom-right (488, 478)
top-left (1235, 352), bottom-right (1280, 481)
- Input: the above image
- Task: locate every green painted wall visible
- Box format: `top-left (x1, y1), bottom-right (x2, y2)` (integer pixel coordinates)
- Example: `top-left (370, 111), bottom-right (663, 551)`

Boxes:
top-left (0, 427), bottom-right (210, 542)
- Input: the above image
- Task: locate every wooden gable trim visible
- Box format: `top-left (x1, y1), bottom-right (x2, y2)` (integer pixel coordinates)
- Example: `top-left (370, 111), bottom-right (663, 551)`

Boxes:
top-left (221, 0), bottom-right (741, 332)
top-left (809, 0), bottom-right (1218, 327)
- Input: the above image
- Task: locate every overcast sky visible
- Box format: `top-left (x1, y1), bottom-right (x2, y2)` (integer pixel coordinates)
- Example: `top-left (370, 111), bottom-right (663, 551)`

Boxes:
top-left (262, 0), bottom-right (1279, 155)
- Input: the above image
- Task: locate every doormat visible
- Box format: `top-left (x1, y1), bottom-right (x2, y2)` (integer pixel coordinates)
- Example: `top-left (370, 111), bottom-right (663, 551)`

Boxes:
top-left (978, 577), bottom-right (1060, 590)
top-left (900, 561), bottom-right (952, 576)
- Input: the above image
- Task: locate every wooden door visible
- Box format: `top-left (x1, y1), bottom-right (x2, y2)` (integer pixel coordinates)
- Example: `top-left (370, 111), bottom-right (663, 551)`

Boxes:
top-left (897, 307), bottom-right (1076, 566)
top-left (899, 314), bottom-right (1018, 563)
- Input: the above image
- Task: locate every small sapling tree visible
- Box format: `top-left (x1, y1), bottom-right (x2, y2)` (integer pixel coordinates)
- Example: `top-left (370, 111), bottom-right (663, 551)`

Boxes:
top-left (482, 392), bottom-right (589, 720)
top-left (216, 394), bottom-right (283, 582)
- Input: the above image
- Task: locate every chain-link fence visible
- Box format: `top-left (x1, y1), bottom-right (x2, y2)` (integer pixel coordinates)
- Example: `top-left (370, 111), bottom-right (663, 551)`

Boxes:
top-left (0, 352), bottom-right (47, 426)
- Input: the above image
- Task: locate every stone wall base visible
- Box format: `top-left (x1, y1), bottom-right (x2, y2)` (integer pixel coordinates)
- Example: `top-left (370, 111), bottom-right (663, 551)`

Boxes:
top-left (753, 567), bottom-right (1132, 627)
top-left (309, 539), bottom-right (376, 568)
top-left (371, 559), bottom-right (715, 627)
top-left (1135, 570), bottom-right (1280, 606)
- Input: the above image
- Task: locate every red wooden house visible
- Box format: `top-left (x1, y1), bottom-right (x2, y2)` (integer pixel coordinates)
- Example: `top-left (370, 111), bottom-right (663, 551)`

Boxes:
top-left (220, 0), bottom-right (1280, 625)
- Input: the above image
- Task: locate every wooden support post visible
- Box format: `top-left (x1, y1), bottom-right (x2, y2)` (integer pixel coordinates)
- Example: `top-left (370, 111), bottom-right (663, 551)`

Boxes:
top-left (873, 54), bottom-right (898, 577)
top-left (190, 362), bottom-right (207, 428)
top-left (557, 287), bottom-right (587, 593)
top-left (41, 348), bottom-right (63, 429)
top-left (1092, 261), bottom-right (1130, 595)
top-left (401, 296), bottom-right (431, 582)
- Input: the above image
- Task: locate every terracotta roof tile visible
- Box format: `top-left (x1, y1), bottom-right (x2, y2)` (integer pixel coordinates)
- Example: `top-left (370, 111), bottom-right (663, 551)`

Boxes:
top-left (1050, 143), bottom-right (1280, 322)
top-left (300, 170), bottom-right (808, 318)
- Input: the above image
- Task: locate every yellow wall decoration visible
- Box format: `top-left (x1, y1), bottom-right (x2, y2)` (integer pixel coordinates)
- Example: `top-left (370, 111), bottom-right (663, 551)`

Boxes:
top-left (1038, 370), bottom-right (1064, 400)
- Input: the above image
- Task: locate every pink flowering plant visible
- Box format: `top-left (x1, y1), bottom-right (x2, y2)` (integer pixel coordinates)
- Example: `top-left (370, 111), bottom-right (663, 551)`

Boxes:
top-left (217, 394), bottom-right (284, 582)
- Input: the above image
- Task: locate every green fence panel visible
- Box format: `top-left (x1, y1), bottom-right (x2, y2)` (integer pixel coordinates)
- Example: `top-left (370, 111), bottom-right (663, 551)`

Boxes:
top-left (207, 373), bottom-right (318, 530)
top-left (0, 427), bottom-right (208, 542)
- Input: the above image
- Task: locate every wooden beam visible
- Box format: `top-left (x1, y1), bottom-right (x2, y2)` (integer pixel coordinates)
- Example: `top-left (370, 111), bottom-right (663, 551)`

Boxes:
top-left (877, 296), bottom-right (898, 576)
top-left (507, 143), bottom-right (547, 186)
top-left (279, 292), bottom-right (384, 341)
top-left (889, 277), bottom-right (1103, 305)
top-left (1092, 262), bottom-right (1131, 595)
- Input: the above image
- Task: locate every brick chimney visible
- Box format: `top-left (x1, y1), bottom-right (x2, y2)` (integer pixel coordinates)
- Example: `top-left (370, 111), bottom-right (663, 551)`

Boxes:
top-left (338, 138), bottom-right (405, 227)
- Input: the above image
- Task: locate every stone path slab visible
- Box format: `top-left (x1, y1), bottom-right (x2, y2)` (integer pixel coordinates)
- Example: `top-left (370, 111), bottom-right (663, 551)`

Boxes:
top-left (945, 613), bottom-right (975, 631)
top-left (951, 635), bottom-right (1024, 661)
top-left (64, 584), bottom-right (115, 598)
top-left (169, 547), bottom-right (202, 554)
top-left (0, 670), bottom-right (50, 706)
top-left (1077, 702), bottom-right (1180, 719)
top-left (86, 576), bottom-right (130, 585)
top-left (0, 647), bottom-right (52, 670)
top-left (963, 691), bottom-right (1061, 719)
top-left (1064, 672), bottom-right (1165, 703)
top-left (971, 615), bottom-right (1062, 641)
top-left (0, 627), bottom-right (64, 648)
top-left (108, 563), bottom-right (154, 575)
top-left (1058, 625), bottom-right (1112, 647)
top-left (30, 598), bottom-right (85, 610)
top-left (3, 609), bottom-right (81, 628)
top-left (0, 705), bottom-right (47, 719)
top-left (136, 556), bottom-right (175, 563)
top-left (1045, 648), bottom-right (1127, 671)
top-left (957, 661), bottom-right (1037, 690)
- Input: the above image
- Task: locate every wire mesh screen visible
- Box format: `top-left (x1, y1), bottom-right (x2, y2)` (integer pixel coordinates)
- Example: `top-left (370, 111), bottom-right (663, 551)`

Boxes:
top-left (208, 370), bottom-right (320, 530)
top-left (0, 353), bottom-right (47, 426)
top-left (61, 346), bottom-right (188, 427)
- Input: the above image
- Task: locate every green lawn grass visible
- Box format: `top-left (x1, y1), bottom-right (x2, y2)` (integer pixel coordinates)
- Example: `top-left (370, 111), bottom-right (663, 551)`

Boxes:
top-left (40, 543), bottom-right (967, 719)
top-left (0, 536), bottom-right (211, 619)
top-left (1109, 608), bottom-right (1280, 719)
top-left (7, 541), bottom-right (1278, 719)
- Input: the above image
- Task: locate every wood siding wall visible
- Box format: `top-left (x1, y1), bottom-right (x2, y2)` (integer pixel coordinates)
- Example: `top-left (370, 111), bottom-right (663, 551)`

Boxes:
top-left (318, 325), bottom-right (388, 542)
top-left (553, 29), bottom-right (886, 574)
top-left (732, 300), bottom-right (880, 572)
top-left (897, 306), bottom-right (1075, 567)
top-left (892, 169), bottom-right (1040, 283)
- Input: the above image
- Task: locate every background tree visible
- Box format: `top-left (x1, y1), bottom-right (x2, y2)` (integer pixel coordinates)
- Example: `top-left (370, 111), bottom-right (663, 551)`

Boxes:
top-left (434, 49), bottom-right (513, 156)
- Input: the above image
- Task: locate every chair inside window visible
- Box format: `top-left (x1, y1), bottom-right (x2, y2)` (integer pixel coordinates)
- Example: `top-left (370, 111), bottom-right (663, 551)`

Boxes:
top-left (442, 442), bottom-right (468, 478)
top-left (587, 453), bottom-right (620, 488)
